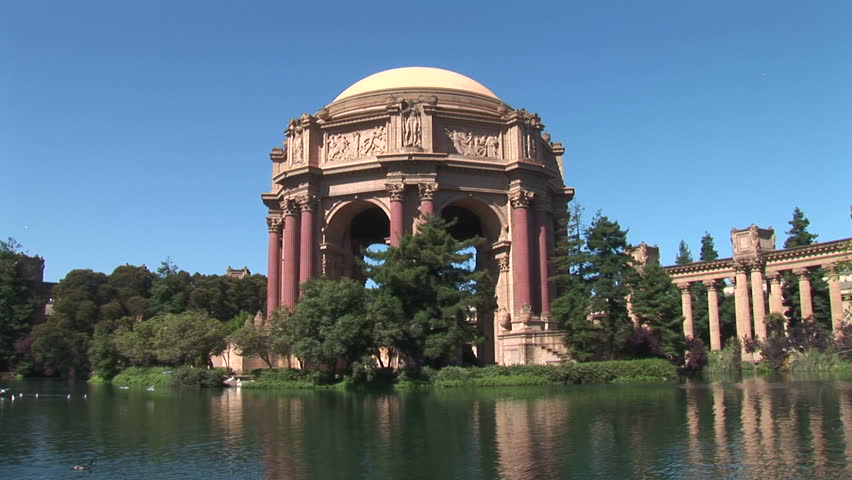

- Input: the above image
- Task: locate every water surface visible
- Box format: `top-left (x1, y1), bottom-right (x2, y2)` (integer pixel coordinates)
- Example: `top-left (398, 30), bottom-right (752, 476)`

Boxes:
top-left (1, 377), bottom-right (849, 479)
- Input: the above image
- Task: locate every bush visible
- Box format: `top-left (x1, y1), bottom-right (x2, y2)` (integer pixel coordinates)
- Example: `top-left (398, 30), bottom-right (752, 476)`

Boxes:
top-left (171, 367), bottom-right (229, 388)
top-left (681, 338), bottom-right (708, 374)
top-left (563, 358), bottom-right (676, 384)
top-left (707, 338), bottom-right (742, 375)
top-left (244, 368), bottom-right (336, 389)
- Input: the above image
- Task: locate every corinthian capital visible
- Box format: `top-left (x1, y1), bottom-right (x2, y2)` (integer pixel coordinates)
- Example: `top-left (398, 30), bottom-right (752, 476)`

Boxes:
top-left (509, 190), bottom-right (535, 209)
top-left (793, 267), bottom-right (810, 279)
top-left (386, 183), bottom-right (405, 201)
top-left (279, 198), bottom-right (299, 216)
top-left (266, 216), bottom-right (282, 233)
top-left (676, 282), bottom-right (691, 292)
top-left (295, 193), bottom-right (318, 212)
top-left (418, 182), bottom-right (438, 201)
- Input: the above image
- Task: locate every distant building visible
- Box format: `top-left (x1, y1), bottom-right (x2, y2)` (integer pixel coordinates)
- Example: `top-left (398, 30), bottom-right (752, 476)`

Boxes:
top-left (225, 266), bottom-right (251, 279)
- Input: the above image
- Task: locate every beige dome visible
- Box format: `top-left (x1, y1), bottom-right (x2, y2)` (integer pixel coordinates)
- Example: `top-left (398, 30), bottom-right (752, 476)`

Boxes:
top-left (332, 67), bottom-right (499, 102)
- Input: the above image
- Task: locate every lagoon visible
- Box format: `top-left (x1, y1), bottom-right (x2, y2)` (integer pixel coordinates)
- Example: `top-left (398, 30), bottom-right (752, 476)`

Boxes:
top-left (1, 377), bottom-right (849, 479)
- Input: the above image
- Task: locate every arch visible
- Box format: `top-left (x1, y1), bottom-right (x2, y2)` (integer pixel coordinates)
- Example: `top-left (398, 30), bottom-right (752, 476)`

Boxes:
top-left (437, 195), bottom-right (505, 245)
top-left (323, 199), bottom-right (390, 282)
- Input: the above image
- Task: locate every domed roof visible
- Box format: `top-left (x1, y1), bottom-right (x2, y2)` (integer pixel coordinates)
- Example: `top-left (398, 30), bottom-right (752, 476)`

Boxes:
top-left (332, 67), bottom-right (499, 103)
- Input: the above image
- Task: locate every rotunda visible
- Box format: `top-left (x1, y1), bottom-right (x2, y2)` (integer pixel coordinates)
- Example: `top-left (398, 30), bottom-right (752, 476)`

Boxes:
top-left (261, 67), bottom-right (575, 365)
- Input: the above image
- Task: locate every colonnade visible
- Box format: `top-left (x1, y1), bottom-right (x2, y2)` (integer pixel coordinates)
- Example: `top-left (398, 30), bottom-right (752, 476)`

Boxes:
top-left (676, 263), bottom-right (846, 351)
top-left (265, 182), bottom-right (557, 323)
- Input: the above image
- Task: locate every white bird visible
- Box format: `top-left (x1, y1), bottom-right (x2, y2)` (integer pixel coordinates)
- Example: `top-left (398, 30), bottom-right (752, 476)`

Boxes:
top-left (146, 385), bottom-right (155, 392)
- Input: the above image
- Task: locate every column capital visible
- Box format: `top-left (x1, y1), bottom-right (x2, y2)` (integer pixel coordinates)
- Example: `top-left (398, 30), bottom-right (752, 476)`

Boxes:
top-left (497, 255), bottom-right (510, 272)
top-left (702, 280), bottom-right (718, 290)
top-left (295, 193), bottom-right (318, 212)
top-left (676, 281), bottom-right (691, 292)
top-left (417, 182), bottom-right (438, 201)
top-left (767, 271), bottom-right (782, 283)
top-left (386, 183), bottom-right (405, 201)
top-left (266, 216), bottom-right (282, 233)
top-left (279, 198), bottom-right (299, 216)
top-left (509, 189), bottom-right (535, 209)
top-left (793, 267), bottom-right (810, 278)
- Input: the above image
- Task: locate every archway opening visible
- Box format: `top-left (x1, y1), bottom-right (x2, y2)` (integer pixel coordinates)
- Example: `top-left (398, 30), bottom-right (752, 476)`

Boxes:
top-left (350, 207), bottom-right (389, 285)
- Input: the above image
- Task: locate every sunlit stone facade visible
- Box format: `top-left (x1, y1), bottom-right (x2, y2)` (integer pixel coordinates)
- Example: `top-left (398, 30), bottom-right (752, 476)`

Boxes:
top-left (260, 67), bottom-right (574, 365)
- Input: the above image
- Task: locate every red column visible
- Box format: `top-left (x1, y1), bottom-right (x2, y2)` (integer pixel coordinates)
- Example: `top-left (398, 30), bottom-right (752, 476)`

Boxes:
top-left (298, 194), bottom-right (316, 286)
top-left (536, 208), bottom-right (551, 314)
top-left (266, 217), bottom-right (282, 318)
top-left (387, 184), bottom-right (405, 246)
top-left (510, 190), bottom-right (534, 313)
top-left (281, 200), bottom-right (300, 307)
top-left (418, 182), bottom-right (437, 217)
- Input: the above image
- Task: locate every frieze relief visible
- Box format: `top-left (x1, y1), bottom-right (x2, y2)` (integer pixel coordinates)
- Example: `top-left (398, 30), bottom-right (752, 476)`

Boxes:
top-left (326, 125), bottom-right (387, 162)
top-left (444, 128), bottom-right (501, 158)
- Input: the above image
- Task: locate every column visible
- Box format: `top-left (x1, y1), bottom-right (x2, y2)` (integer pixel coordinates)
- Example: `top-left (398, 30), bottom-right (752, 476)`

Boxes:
top-left (297, 193), bottom-right (316, 286)
top-left (794, 268), bottom-right (813, 319)
top-left (750, 263), bottom-right (767, 340)
top-left (387, 183), bottom-right (405, 247)
top-left (734, 266), bottom-right (753, 340)
top-left (266, 216), bottom-right (282, 318)
top-left (536, 208), bottom-right (552, 315)
top-left (678, 282), bottom-right (694, 339)
top-left (767, 272), bottom-right (784, 315)
top-left (281, 199), bottom-right (300, 308)
top-left (704, 280), bottom-right (721, 351)
top-left (510, 190), bottom-right (534, 315)
top-left (827, 268), bottom-right (843, 331)
top-left (417, 182), bottom-right (437, 218)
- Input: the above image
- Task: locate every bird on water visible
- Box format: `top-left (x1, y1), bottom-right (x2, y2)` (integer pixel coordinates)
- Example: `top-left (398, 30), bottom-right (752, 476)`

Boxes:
top-left (71, 459), bottom-right (94, 471)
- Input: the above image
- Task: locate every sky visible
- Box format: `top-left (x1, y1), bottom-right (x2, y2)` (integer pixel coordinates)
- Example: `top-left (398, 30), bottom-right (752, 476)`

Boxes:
top-left (2, 1), bottom-right (851, 282)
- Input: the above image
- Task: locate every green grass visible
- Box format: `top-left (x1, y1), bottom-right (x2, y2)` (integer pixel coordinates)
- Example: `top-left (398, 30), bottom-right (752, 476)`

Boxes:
top-left (109, 366), bottom-right (229, 389)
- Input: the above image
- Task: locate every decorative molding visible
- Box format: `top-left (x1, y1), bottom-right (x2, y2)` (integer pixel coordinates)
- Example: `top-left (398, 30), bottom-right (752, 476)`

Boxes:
top-left (702, 280), bottom-right (718, 290)
top-left (280, 198), bottom-right (299, 216)
top-left (497, 255), bottom-right (510, 272)
top-left (793, 267), bottom-right (810, 278)
top-left (418, 182), bottom-right (438, 201)
top-left (509, 190), bottom-right (535, 209)
top-left (676, 282), bottom-right (691, 292)
top-left (386, 183), bottom-right (405, 201)
top-left (295, 193), bottom-right (318, 212)
top-left (266, 216), bottom-right (282, 233)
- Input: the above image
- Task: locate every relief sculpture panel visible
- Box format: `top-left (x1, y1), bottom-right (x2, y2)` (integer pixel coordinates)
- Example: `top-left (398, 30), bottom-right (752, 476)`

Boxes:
top-left (444, 127), bottom-right (501, 159)
top-left (326, 125), bottom-right (387, 162)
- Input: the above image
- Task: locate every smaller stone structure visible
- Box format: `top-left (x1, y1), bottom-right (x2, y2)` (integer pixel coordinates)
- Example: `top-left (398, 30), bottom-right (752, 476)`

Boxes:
top-left (663, 226), bottom-right (851, 351)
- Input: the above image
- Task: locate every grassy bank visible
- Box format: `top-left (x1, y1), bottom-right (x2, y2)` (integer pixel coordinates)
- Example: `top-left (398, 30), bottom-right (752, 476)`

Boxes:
top-left (106, 366), bottom-right (230, 388)
top-left (242, 359), bottom-right (679, 390)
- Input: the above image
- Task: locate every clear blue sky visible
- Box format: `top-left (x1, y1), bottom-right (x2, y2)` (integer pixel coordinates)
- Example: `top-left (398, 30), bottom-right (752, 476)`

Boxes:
top-left (2, 1), bottom-right (850, 282)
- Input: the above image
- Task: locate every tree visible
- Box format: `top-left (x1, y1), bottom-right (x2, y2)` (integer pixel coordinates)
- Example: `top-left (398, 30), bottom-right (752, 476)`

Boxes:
top-left (783, 207), bottom-right (818, 248)
top-left (0, 241), bottom-right (36, 369)
top-left (280, 278), bottom-right (373, 373)
top-left (675, 240), bottom-right (693, 265)
top-left (365, 216), bottom-right (494, 368)
top-left (113, 311), bottom-right (226, 367)
top-left (627, 262), bottom-right (684, 359)
top-left (583, 214), bottom-right (634, 360)
top-left (551, 204), bottom-right (596, 361)
top-left (29, 321), bottom-right (89, 377)
top-left (147, 259), bottom-right (193, 316)
top-left (699, 233), bottom-right (719, 262)
top-left (229, 321), bottom-right (275, 369)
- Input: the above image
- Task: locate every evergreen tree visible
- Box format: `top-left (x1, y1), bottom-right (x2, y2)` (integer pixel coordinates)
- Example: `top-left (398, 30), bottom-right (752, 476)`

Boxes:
top-left (583, 214), bottom-right (634, 360)
top-left (675, 240), bottom-right (693, 265)
top-left (699, 233), bottom-right (719, 261)
top-left (627, 262), bottom-right (684, 359)
top-left (551, 204), bottom-right (596, 361)
top-left (365, 216), bottom-right (494, 368)
top-left (0, 239), bottom-right (36, 369)
top-left (783, 207), bottom-right (818, 248)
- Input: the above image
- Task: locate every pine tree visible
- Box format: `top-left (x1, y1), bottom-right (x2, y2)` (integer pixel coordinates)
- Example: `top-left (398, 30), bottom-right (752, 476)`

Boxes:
top-left (699, 233), bottom-right (719, 262)
top-left (784, 207), bottom-right (818, 248)
top-left (628, 262), bottom-right (685, 359)
top-left (551, 204), bottom-right (595, 360)
top-left (675, 241), bottom-right (693, 265)
top-left (365, 216), bottom-right (495, 368)
top-left (583, 214), bottom-right (634, 360)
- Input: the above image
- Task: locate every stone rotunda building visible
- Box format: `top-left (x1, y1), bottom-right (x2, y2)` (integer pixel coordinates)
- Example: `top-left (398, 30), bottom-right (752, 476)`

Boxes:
top-left (262, 67), bottom-right (574, 365)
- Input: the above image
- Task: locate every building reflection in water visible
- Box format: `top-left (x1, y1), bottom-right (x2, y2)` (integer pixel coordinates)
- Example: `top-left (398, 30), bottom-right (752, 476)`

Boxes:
top-left (206, 379), bottom-right (851, 480)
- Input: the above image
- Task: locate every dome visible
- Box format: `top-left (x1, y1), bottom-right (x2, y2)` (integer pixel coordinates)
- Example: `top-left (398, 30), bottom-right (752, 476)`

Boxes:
top-left (332, 67), bottom-right (499, 103)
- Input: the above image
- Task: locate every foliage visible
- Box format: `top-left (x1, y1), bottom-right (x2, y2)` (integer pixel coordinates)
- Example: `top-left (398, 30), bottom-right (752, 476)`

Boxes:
top-left (627, 262), bottom-right (684, 359)
top-left (244, 367), bottom-right (335, 389)
top-left (699, 232), bottom-right (719, 262)
top-left (783, 207), bottom-right (818, 248)
top-left (281, 278), bottom-right (373, 373)
top-left (563, 358), bottom-right (677, 384)
top-left (365, 216), bottom-right (494, 368)
top-left (111, 366), bottom-right (228, 388)
top-left (229, 321), bottom-right (274, 368)
top-left (675, 240), bottom-right (693, 265)
top-left (789, 349), bottom-right (838, 374)
top-left (681, 338), bottom-right (708, 373)
top-left (707, 338), bottom-right (742, 375)
top-left (582, 215), bottom-right (634, 360)
top-left (170, 367), bottom-right (229, 388)
top-left (29, 320), bottom-right (90, 377)
top-left (0, 241), bottom-right (37, 369)
top-left (113, 311), bottom-right (226, 368)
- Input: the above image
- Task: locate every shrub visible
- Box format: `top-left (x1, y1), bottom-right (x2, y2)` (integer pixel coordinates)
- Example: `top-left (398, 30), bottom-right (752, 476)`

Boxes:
top-left (707, 338), bottom-right (741, 375)
top-left (171, 367), bottom-right (229, 388)
top-left (244, 368), bottom-right (336, 389)
top-left (681, 338), bottom-right (708, 374)
top-left (564, 359), bottom-right (676, 384)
